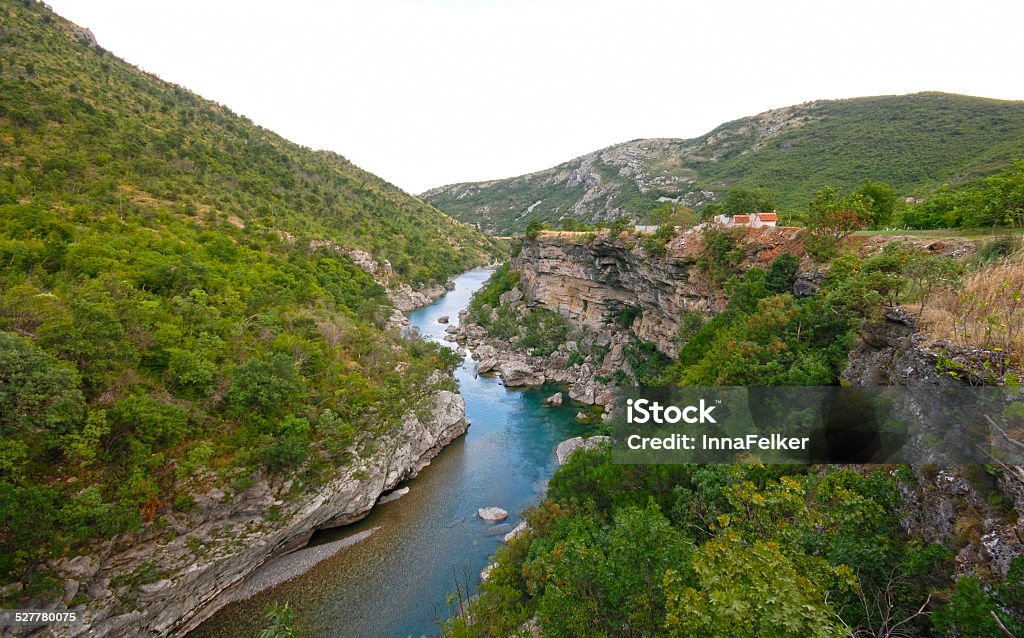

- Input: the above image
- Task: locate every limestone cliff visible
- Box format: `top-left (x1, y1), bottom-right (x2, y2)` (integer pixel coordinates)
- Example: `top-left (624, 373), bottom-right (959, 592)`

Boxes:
top-left (38, 391), bottom-right (468, 638)
top-left (512, 227), bottom-right (802, 356)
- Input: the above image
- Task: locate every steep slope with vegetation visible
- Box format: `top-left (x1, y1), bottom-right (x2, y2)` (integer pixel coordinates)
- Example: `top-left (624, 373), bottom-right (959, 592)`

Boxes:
top-left (0, 0), bottom-right (499, 282)
top-left (448, 227), bottom-right (1024, 637)
top-left (0, 0), bottom-right (498, 629)
top-left (423, 93), bottom-right (1024, 234)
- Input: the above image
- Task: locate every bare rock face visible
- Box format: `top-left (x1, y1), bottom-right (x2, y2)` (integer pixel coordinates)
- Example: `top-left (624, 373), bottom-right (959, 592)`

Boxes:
top-left (842, 310), bottom-right (1024, 581)
top-left (555, 436), bottom-right (613, 465)
top-left (53, 391), bottom-right (469, 637)
top-left (793, 270), bottom-right (824, 297)
top-left (476, 358), bottom-right (499, 374)
top-left (389, 282), bottom-right (447, 312)
top-left (512, 231), bottom-right (717, 356)
top-left (841, 309), bottom-right (949, 387)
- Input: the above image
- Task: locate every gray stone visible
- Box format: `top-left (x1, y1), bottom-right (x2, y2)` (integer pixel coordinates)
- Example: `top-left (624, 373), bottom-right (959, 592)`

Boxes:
top-left (63, 578), bottom-right (80, 604)
top-left (437, 315), bottom-right (449, 324)
top-left (544, 392), bottom-right (563, 406)
top-left (569, 379), bottom-right (596, 404)
top-left (478, 507), bottom-right (509, 522)
top-left (499, 288), bottom-right (524, 305)
top-left (793, 271), bottom-right (824, 297)
top-left (480, 562), bottom-right (498, 582)
top-left (504, 520), bottom-right (529, 543)
top-left (498, 361), bottom-right (545, 387)
top-left (555, 436), bottom-right (613, 465)
top-left (474, 344), bottom-right (497, 360)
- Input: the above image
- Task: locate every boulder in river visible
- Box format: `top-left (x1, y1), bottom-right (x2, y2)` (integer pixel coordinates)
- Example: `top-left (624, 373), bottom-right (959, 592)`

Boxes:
top-left (437, 315), bottom-right (449, 324)
top-left (478, 507), bottom-right (509, 522)
top-left (498, 361), bottom-right (545, 387)
top-left (543, 392), bottom-right (563, 406)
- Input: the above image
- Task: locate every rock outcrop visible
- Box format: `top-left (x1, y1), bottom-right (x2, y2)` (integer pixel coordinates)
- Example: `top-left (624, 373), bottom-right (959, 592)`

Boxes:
top-left (46, 391), bottom-right (469, 638)
top-left (512, 228), bottom-right (802, 356)
top-left (498, 361), bottom-right (546, 387)
top-left (555, 436), bottom-right (613, 465)
top-left (513, 231), bottom-right (710, 357)
top-left (840, 310), bottom-right (1024, 581)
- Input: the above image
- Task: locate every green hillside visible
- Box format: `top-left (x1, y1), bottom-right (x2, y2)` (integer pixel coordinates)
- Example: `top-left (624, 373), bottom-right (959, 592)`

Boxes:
top-left (0, 0), bottom-right (499, 283)
top-left (0, 0), bottom-right (497, 594)
top-left (423, 93), bottom-right (1024, 234)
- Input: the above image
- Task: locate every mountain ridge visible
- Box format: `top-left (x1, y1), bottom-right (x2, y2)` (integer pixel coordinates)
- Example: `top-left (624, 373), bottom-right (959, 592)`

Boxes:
top-left (422, 92), bottom-right (1024, 234)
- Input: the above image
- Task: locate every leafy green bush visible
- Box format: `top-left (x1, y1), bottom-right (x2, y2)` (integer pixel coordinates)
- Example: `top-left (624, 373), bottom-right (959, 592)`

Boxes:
top-left (519, 309), bottom-right (570, 357)
top-left (642, 222), bottom-right (677, 256)
top-left (228, 353), bottom-right (304, 418)
top-left (765, 252), bottom-right (800, 293)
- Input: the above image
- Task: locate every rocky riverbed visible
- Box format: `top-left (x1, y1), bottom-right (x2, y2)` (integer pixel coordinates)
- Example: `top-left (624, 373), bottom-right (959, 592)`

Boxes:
top-left (451, 313), bottom-right (619, 410)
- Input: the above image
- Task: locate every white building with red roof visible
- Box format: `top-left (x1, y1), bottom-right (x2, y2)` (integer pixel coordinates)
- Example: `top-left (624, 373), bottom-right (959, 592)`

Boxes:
top-left (713, 212), bottom-right (778, 228)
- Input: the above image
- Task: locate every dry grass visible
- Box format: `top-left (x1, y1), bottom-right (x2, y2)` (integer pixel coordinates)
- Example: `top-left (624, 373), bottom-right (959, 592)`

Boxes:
top-left (920, 249), bottom-right (1024, 368)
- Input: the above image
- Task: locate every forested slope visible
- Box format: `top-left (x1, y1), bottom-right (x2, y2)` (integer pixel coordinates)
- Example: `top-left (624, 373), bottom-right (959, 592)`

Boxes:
top-left (0, 0), bottom-right (497, 599)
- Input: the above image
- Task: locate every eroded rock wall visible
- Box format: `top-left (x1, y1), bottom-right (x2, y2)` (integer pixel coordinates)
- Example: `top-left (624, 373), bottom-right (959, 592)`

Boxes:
top-left (512, 232), bottom-right (712, 357)
top-left (45, 391), bottom-right (468, 638)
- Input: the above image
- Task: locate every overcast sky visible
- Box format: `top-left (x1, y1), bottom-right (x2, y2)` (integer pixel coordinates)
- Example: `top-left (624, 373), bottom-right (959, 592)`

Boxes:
top-left (46, 0), bottom-right (1024, 194)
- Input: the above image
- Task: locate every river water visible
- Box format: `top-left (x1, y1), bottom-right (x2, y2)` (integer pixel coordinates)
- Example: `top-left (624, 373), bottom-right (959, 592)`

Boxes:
top-left (192, 268), bottom-right (588, 638)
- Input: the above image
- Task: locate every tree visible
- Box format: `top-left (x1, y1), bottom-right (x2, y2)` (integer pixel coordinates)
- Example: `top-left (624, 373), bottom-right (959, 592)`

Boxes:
top-left (723, 187), bottom-right (776, 217)
top-left (903, 249), bottom-right (962, 316)
top-left (984, 160), bottom-right (1024, 227)
top-left (648, 202), bottom-right (697, 227)
top-left (525, 219), bottom-right (546, 239)
top-left (766, 252), bottom-right (800, 294)
top-left (932, 576), bottom-right (1021, 638)
top-left (854, 180), bottom-right (897, 228)
top-left (0, 331), bottom-right (85, 441)
top-left (228, 353), bottom-right (304, 417)
top-left (803, 186), bottom-right (869, 259)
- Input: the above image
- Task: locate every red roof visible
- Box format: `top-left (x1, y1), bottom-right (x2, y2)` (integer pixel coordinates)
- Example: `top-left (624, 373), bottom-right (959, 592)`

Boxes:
top-left (756, 212), bottom-right (778, 221)
top-left (733, 215), bottom-right (750, 223)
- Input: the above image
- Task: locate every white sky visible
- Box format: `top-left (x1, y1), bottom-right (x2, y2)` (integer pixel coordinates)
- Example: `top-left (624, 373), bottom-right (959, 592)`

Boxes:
top-left (46, 0), bottom-right (1024, 195)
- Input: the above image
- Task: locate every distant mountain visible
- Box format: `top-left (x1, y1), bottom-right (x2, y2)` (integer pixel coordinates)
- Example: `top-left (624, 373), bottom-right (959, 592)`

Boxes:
top-left (422, 93), bottom-right (1024, 234)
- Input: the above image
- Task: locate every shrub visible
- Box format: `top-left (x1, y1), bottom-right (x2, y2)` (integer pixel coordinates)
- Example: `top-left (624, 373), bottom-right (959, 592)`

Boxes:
top-left (228, 353), bottom-right (304, 417)
top-left (766, 252), bottom-right (800, 293)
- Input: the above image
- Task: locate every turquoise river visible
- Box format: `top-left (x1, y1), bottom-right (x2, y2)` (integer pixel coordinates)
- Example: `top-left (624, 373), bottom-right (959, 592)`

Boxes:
top-left (192, 268), bottom-right (590, 637)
